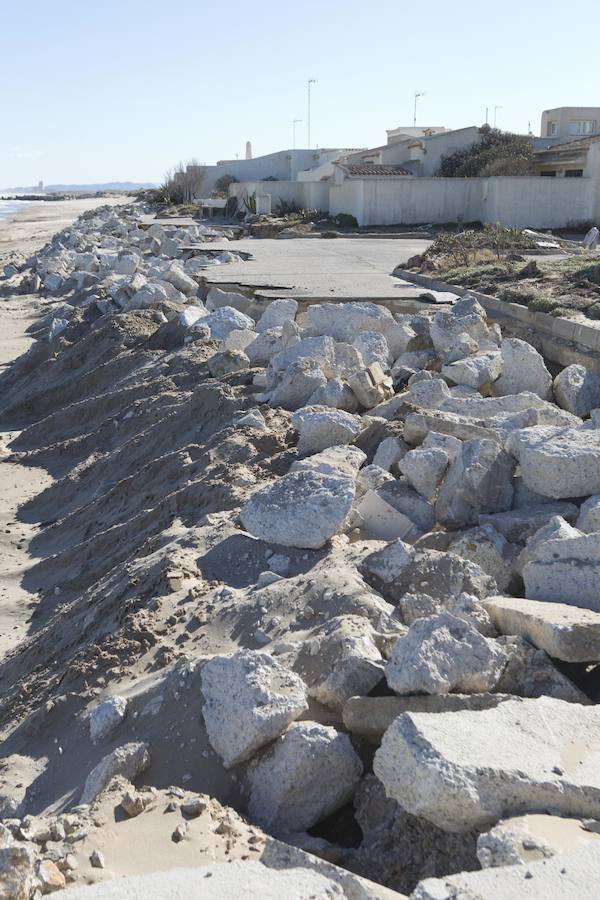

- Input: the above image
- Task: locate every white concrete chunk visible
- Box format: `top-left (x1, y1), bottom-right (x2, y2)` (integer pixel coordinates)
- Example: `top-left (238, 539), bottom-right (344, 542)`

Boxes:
top-left (240, 470), bottom-right (354, 549)
top-left (385, 612), bottom-right (507, 695)
top-left (247, 722), bottom-right (363, 831)
top-left (374, 697), bottom-right (600, 833)
top-left (201, 650), bottom-right (308, 768)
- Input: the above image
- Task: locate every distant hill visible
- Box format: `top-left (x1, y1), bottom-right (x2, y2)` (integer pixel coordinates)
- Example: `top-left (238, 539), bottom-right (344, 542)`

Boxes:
top-left (1, 182), bottom-right (157, 193)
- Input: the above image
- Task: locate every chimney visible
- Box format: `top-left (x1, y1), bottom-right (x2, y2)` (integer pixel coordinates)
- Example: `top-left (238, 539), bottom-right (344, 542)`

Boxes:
top-left (245, 141), bottom-right (252, 160)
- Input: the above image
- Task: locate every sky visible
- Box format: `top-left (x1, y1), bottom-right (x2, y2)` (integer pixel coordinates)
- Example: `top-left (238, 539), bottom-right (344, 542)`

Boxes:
top-left (1, 0), bottom-right (598, 186)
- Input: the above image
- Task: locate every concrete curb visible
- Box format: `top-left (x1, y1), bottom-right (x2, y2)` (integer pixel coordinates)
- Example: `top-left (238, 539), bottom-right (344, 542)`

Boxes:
top-left (395, 268), bottom-right (600, 375)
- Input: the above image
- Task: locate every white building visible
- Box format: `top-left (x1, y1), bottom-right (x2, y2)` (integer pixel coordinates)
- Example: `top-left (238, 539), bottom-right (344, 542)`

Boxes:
top-left (541, 107), bottom-right (600, 141)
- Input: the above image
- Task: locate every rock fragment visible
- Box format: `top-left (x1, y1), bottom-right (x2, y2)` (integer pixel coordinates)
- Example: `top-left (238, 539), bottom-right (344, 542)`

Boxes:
top-left (554, 363), bottom-right (600, 418)
top-left (247, 722), bottom-right (363, 832)
top-left (80, 742), bottom-right (150, 805)
top-left (385, 612), bottom-right (507, 695)
top-left (201, 650), bottom-right (308, 768)
top-left (483, 595), bottom-right (600, 662)
top-left (240, 470), bottom-right (354, 549)
top-left (374, 697), bottom-right (600, 832)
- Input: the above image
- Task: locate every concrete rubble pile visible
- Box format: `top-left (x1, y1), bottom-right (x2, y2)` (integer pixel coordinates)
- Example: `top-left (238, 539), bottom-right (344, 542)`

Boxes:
top-left (2, 203), bottom-right (600, 897)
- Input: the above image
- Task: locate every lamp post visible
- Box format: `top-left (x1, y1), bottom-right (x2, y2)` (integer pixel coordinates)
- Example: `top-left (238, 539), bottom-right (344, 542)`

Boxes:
top-left (293, 118), bottom-right (302, 150)
top-left (494, 105), bottom-right (503, 128)
top-left (413, 91), bottom-right (425, 128)
top-left (307, 79), bottom-right (317, 148)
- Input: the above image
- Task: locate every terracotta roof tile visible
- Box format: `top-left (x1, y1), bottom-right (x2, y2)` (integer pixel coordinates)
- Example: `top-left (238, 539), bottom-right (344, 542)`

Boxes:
top-left (343, 164), bottom-right (412, 177)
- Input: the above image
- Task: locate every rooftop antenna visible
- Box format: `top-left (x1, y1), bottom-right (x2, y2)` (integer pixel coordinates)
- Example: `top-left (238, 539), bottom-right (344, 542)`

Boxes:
top-left (307, 79), bottom-right (317, 148)
top-left (413, 91), bottom-right (425, 128)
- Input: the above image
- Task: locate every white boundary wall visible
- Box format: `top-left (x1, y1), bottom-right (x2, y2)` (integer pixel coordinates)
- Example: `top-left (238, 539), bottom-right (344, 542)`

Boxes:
top-left (330, 175), bottom-right (598, 228)
top-left (230, 175), bottom-right (600, 228)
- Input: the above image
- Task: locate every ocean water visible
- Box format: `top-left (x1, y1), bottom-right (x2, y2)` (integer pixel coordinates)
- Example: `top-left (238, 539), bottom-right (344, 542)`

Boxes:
top-left (0, 197), bottom-right (33, 222)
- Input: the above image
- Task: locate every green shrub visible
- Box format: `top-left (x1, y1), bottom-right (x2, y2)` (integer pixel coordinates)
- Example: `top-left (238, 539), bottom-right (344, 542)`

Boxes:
top-left (587, 303), bottom-right (600, 319)
top-left (526, 296), bottom-right (561, 313)
top-left (333, 213), bottom-right (358, 228)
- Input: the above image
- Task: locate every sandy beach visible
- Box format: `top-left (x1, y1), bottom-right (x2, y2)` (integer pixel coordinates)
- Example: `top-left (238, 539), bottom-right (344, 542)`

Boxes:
top-left (0, 197), bottom-right (127, 658)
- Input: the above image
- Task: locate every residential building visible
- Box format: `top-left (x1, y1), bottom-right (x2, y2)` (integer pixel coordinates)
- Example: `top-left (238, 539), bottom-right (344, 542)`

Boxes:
top-left (540, 107), bottom-right (600, 141)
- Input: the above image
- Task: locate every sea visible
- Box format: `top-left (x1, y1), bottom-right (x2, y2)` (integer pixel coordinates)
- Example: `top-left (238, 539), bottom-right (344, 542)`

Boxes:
top-left (0, 196), bottom-right (34, 222)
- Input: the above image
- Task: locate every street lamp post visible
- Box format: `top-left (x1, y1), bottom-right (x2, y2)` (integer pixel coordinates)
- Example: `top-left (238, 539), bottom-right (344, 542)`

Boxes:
top-left (293, 118), bottom-right (302, 150)
top-left (413, 91), bottom-right (425, 128)
top-left (307, 78), bottom-right (317, 148)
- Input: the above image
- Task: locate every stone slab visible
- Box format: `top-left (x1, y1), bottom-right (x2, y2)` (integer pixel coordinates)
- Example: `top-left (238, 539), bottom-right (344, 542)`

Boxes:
top-left (483, 596), bottom-right (600, 662)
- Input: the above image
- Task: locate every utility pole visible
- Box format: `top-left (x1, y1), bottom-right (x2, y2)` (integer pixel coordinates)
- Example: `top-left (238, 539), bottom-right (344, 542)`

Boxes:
top-left (307, 79), bottom-right (317, 148)
top-left (413, 91), bottom-right (425, 128)
top-left (494, 105), bottom-right (503, 128)
top-left (293, 118), bottom-right (302, 150)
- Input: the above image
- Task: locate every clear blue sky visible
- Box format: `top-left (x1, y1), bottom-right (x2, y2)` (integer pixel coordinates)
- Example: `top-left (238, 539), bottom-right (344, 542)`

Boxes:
top-left (1, 0), bottom-right (598, 186)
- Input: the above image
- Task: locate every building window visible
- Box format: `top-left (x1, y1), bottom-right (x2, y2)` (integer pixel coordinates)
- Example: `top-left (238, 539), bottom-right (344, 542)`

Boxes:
top-left (569, 120), bottom-right (598, 135)
top-left (540, 170), bottom-right (556, 177)
top-left (547, 121), bottom-right (557, 136)
top-left (565, 169), bottom-right (584, 177)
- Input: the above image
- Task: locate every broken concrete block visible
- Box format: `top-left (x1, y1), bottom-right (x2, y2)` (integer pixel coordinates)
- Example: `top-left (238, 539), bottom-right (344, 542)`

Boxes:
top-left (307, 377), bottom-right (361, 413)
top-left (577, 494), bottom-right (600, 533)
top-left (246, 328), bottom-right (284, 366)
top-left (247, 722), bottom-right (363, 832)
top-left (408, 377), bottom-right (451, 409)
top-left (122, 282), bottom-right (169, 311)
top-left (89, 695), bottom-right (128, 743)
top-left (240, 470), bottom-right (354, 549)
top-left (399, 446), bottom-right (449, 500)
top-left (442, 350), bottom-right (502, 390)
top-left (271, 336), bottom-right (335, 376)
top-left (343, 693), bottom-right (508, 743)
top-left (354, 489), bottom-right (419, 542)
top-left (436, 439), bottom-right (515, 528)
top-left (291, 406), bottom-right (362, 457)
top-left (207, 349), bottom-right (249, 378)
top-left (374, 697), bottom-right (600, 833)
top-left (360, 541), bottom-right (496, 606)
top-left (479, 502), bottom-right (580, 543)
top-left (385, 612), bottom-right (507, 695)
top-left (523, 530), bottom-right (600, 611)
top-left (495, 635), bottom-right (587, 703)
top-left (450, 525), bottom-right (519, 594)
top-left (492, 338), bottom-right (553, 400)
top-left (483, 595), bottom-right (600, 663)
top-left (269, 358), bottom-right (327, 411)
top-left (477, 813), bottom-right (600, 868)
top-left (302, 301), bottom-right (396, 343)
top-left (255, 298), bottom-right (298, 333)
top-left (554, 364), bottom-right (600, 418)
top-left (507, 425), bottom-right (600, 500)
top-left (355, 464), bottom-right (395, 498)
top-left (353, 331), bottom-right (391, 370)
top-left (161, 263), bottom-right (198, 296)
top-left (206, 286), bottom-right (252, 314)
top-left (291, 616), bottom-right (385, 710)
top-left (80, 742), bottom-right (150, 805)
top-left (372, 436), bottom-right (408, 472)
top-left (200, 650), bottom-right (308, 768)
top-left (204, 306), bottom-right (255, 341)
top-left (430, 295), bottom-right (493, 357)
top-left (415, 842), bottom-right (600, 898)
top-left (377, 480), bottom-right (436, 532)
top-left (290, 445), bottom-right (366, 481)
top-left (223, 328), bottom-right (258, 353)
top-left (349, 363), bottom-right (394, 409)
